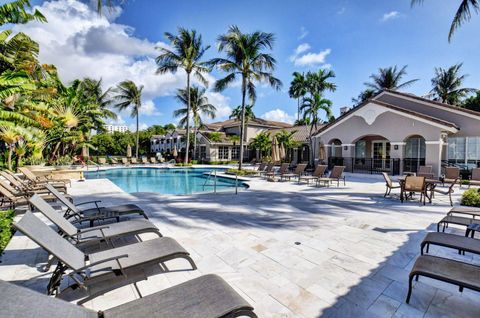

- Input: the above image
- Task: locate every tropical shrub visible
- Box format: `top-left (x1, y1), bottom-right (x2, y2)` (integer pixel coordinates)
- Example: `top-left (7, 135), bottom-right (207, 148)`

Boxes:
top-left (461, 188), bottom-right (480, 207)
top-left (52, 155), bottom-right (73, 166)
top-left (226, 168), bottom-right (256, 176)
top-left (0, 210), bottom-right (14, 254)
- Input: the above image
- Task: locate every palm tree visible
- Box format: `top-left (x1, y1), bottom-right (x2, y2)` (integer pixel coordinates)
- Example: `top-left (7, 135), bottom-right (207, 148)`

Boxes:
top-left (156, 28), bottom-right (210, 164)
top-left (211, 25), bottom-right (282, 169)
top-left (365, 65), bottom-right (418, 93)
top-left (411, 0), bottom-right (479, 42)
top-left (249, 131), bottom-right (271, 159)
top-left (352, 89), bottom-right (377, 105)
top-left (0, 126), bottom-right (21, 170)
top-left (275, 129), bottom-right (298, 161)
top-left (301, 93), bottom-right (333, 165)
top-left (463, 91), bottom-right (480, 112)
top-left (289, 72), bottom-right (308, 121)
top-left (230, 104), bottom-right (256, 123)
top-left (306, 69), bottom-right (337, 96)
top-left (429, 63), bottom-right (476, 105)
top-left (111, 80), bottom-right (143, 158)
top-left (0, 0), bottom-right (46, 26)
top-left (174, 86), bottom-right (216, 159)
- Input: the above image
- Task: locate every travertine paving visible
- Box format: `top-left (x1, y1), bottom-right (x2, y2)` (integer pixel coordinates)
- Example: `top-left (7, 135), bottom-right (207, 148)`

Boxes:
top-left (1, 173), bottom-right (479, 317)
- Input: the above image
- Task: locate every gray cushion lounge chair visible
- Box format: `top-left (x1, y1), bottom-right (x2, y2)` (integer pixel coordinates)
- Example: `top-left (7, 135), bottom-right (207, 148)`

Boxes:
top-left (265, 163), bottom-right (289, 178)
top-left (420, 232), bottom-right (480, 256)
top-left (437, 215), bottom-right (478, 232)
top-left (447, 206), bottom-right (480, 218)
top-left (406, 255), bottom-right (480, 303)
top-left (0, 275), bottom-right (257, 318)
top-left (14, 211), bottom-right (196, 304)
top-left (45, 184), bottom-right (148, 226)
top-left (18, 167), bottom-right (71, 187)
top-left (1, 171), bottom-right (67, 194)
top-left (259, 163), bottom-right (274, 177)
top-left (29, 194), bottom-right (161, 246)
top-left (317, 166), bottom-right (346, 187)
top-left (0, 183), bottom-right (65, 209)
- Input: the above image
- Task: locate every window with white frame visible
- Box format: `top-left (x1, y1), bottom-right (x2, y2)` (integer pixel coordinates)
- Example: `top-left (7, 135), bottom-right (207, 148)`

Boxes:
top-left (231, 146), bottom-right (240, 160)
top-left (219, 146), bottom-right (229, 160)
top-left (448, 137), bottom-right (480, 161)
top-left (405, 137), bottom-right (426, 159)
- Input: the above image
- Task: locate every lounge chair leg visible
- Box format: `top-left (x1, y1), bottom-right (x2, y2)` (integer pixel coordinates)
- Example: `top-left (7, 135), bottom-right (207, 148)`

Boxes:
top-left (459, 286), bottom-right (463, 292)
top-left (406, 274), bottom-right (414, 304)
top-left (420, 243), bottom-right (424, 255)
top-left (233, 309), bottom-right (258, 318)
top-left (426, 243), bottom-right (430, 254)
top-left (384, 187), bottom-right (388, 197)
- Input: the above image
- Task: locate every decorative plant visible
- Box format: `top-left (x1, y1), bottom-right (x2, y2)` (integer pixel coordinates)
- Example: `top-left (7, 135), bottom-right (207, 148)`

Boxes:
top-left (52, 155), bottom-right (73, 166)
top-left (208, 132), bottom-right (222, 142)
top-left (461, 188), bottom-right (480, 207)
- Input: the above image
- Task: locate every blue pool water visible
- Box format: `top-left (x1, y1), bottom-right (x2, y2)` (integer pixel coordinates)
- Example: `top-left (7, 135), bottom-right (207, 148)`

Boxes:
top-left (85, 168), bottom-right (246, 195)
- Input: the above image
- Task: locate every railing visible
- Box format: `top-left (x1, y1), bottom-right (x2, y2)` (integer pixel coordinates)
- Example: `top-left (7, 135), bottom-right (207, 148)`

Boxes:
top-left (328, 157), bottom-right (401, 175)
top-left (202, 170), bottom-right (240, 194)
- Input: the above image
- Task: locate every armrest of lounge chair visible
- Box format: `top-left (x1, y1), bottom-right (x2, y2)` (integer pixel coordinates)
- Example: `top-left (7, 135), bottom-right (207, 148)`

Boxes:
top-left (76, 200), bottom-right (102, 207)
top-left (82, 254), bottom-right (129, 272)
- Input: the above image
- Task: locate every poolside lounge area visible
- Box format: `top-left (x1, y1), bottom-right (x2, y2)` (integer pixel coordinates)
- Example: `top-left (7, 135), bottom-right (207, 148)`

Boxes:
top-left (1, 173), bottom-right (479, 318)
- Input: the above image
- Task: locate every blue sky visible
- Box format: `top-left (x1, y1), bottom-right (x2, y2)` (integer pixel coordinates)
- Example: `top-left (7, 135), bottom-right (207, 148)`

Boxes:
top-left (15, 0), bottom-right (480, 129)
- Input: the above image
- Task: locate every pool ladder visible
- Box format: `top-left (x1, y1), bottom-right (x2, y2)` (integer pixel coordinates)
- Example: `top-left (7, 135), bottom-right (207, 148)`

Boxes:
top-left (203, 170), bottom-right (239, 194)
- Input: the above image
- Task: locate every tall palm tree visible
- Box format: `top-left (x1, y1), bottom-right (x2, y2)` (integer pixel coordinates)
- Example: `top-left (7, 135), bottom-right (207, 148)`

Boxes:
top-left (306, 69), bottom-right (337, 97)
top-left (156, 28), bottom-right (210, 164)
top-left (211, 25), bottom-right (282, 169)
top-left (289, 72), bottom-right (308, 121)
top-left (230, 104), bottom-right (256, 123)
top-left (429, 63), bottom-right (476, 105)
top-left (174, 86), bottom-right (216, 159)
top-left (365, 65), bottom-right (418, 93)
top-left (111, 80), bottom-right (143, 158)
top-left (301, 93), bottom-right (333, 165)
top-left (412, 0), bottom-right (479, 42)
top-left (0, 0), bottom-right (46, 26)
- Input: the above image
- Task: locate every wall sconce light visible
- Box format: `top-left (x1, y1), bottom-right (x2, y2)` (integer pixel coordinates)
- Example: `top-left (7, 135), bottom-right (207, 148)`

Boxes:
top-left (344, 146), bottom-right (348, 150)
top-left (394, 145), bottom-right (399, 150)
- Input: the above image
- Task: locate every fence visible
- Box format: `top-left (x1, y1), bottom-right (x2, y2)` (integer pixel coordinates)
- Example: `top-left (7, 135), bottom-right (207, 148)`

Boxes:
top-left (328, 157), bottom-right (401, 175)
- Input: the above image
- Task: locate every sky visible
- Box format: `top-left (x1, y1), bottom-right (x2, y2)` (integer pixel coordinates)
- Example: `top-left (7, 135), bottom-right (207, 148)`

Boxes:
top-left (9, 0), bottom-right (480, 130)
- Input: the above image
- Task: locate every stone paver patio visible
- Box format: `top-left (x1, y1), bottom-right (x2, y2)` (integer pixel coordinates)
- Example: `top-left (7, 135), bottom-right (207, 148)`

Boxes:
top-left (1, 173), bottom-right (479, 317)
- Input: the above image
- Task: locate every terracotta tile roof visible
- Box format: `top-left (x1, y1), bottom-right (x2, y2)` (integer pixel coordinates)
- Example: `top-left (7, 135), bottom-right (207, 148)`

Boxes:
top-left (205, 118), bottom-right (292, 129)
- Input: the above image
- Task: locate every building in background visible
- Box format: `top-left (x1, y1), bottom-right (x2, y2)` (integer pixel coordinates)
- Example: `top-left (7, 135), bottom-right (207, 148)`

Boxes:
top-left (105, 124), bottom-right (129, 134)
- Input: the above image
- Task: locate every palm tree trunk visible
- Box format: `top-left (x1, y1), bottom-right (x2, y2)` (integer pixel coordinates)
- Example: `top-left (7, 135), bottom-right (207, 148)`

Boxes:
top-left (297, 98), bottom-right (300, 121)
top-left (135, 109), bottom-right (139, 158)
top-left (184, 73), bottom-right (191, 164)
top-left (309, 124), bottom-right (314, 166)
top-left (238, 77), bottom-right (247, 170)
top-left (7, 144), bottom-right (13, 171)
top-left (193, 124), bottom-right (197, 161)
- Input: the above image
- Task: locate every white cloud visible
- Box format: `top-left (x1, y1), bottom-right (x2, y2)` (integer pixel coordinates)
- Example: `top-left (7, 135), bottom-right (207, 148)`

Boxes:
top-left (12, 0), bottom-right (226, 126)
top-left (298, 27), bottom-right (308, 40)
top-left (141, 99), bottom-right (161, 116)
top-left (261, 109), bottom-right (296, 124)
top-left (381, 11), bottom-right (399, 22)
top-left (293, 48), bottom-right (331, 67)
top-left (204, 92), bottom-right (232, 121)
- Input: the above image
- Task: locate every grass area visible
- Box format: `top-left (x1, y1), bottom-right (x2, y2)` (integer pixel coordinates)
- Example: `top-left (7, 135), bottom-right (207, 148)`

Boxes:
top-left (0, 210), bottom-right (14, 255)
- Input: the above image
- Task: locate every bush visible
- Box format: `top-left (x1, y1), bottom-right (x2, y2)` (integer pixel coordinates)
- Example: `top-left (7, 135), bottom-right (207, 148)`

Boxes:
top-left (0, 210), bottom-right (15, 254)
top-left (191, 160), bottom-right (198, 165)
top-left (461, 188), bottom-right (480, 207)
top-left (226, 168), bottom-right (256, 176)
top-left (174, 163), bottom-right (192, 167)
top-left (51, 155), bottom-right (73, 166)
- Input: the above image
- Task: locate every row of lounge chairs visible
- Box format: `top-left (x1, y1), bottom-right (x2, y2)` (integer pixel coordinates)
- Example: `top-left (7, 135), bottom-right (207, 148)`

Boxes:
top-left (406, 206), bottom-right (480, 304)
top-left (3, 187), bottom-right (257, 317)
top-left (256, 163), bottom-right (346, 187)
top-left (98, 157), bottom-right (162, 165)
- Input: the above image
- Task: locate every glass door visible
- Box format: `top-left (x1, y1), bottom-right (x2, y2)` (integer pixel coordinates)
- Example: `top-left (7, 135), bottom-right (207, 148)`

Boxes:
top-left (372, 141), bottom-right (391, 170)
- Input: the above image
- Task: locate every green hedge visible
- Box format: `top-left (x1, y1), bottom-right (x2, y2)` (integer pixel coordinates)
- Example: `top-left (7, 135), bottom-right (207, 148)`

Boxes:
top-left (0, 210), bottom-right (14, 254)
top-left (461, 188), bottom-right (480, 207)
top-left (226, 168), bottom-right (256, 176)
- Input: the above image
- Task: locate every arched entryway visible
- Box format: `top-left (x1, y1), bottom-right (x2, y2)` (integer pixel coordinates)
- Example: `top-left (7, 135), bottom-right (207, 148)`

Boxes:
top-left (404, 135), bottom-right (426, 172)
top-left (353, 135), bottom-right (391, 171)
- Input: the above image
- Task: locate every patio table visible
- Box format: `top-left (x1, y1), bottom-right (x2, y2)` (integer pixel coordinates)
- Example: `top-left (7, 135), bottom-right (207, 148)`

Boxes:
top-left (398, 176), bottom-right (441, 204)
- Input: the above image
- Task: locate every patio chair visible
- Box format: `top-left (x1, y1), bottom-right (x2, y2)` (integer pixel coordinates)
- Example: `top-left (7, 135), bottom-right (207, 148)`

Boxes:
top-left (317, 166), bottom-right (346, 187)
top-left (44, 184), bottom-right (148, 227)
top-left (110, 157), bottom-right (119, 165)
top-left (122, 157), bottom-right (130, 165)
top-left (280, 163), bottom-right (307, 182)
top-left (0, 183), bottom-right (31, 208)
top-left (417, 165), bottom-right (434, 179)
top-left (298, 165), bottom-right (327, 185)
top-left (131, 157), bottom-right (138, 164)
top-left (0, 275), bottom-right (257, 318)
top-left (259, 163), bottom-right (274, 177)
top-left (401, 176), bottom-right (426, 204)
top-left (150, 157), bottom-right (157, 164)
top-left (18, 167), bottom-right (71, 187)
top-left (469, 168), bottom-right (480, 187)
top-left (420, 232), bottom-right (480, 256)
top-left (406, 255), bottom-right (480, 304)
top-left (254, 162), bottom-right (266, 174)
top-left (437, 214), bottom-right (477, 232)
top-left (382, 172), bottom-right (401, 197)
top-left (443, 167), bottom-right (460, 186)
top-left (14, 211), bottom-right (196, 304)
top-left (431, 178), bottom-right (457, 206)
top-left (98, 158), bottom-right (107, 165)
top-left (141, 157), bottom-right (148, 164)
top-left (0, 171), bottom-right (67, 194)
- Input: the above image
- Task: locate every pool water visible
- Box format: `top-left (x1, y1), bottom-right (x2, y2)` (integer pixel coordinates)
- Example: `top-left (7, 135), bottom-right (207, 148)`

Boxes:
top-left (85, 168), bottom-right (245, 195)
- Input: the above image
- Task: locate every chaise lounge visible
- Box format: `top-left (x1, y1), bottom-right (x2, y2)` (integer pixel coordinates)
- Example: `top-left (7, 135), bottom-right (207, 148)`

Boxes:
top-left (0, 275), bottom-right (257, 318)
top-left (14, 211), bottom-right (197, 304)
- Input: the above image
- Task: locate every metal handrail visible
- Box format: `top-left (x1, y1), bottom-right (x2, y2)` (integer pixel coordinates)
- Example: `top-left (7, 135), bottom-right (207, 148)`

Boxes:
top-left (202, 170), bottom-right (217, 193)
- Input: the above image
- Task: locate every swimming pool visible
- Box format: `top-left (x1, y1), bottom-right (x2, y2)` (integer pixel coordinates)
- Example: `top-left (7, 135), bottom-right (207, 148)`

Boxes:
top-left (85, 168), bottom-right (246, 195)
